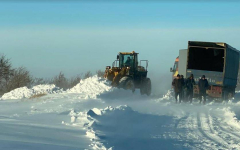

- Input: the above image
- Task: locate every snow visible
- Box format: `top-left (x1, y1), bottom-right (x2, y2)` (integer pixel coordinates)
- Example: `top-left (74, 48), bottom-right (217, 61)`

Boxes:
top-left (1, 86), bottom-right (33, 100)
top-left (67, 75), bottom-right (113, 99)
top-left (1, 76), bottom-right (240, 150)
top-left (32, 84), bottom-right (63, 94)
top-left (1, 84), bottom-right (63, 100)
top-left (90, 108), bottom-right (102, 116)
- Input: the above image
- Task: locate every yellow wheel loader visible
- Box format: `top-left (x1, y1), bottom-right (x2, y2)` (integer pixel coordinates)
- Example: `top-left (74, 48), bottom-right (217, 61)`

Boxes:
top-left (104, 51), bottom-right (151, 96)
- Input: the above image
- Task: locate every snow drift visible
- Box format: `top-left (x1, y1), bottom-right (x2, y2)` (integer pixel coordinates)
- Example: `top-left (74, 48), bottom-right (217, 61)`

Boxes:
top-left (67, 75), bottom-right (113, 99)
top-left (1, 75), bottom-right (112, 100)
top-left (80, 104), bottom-right (240, 150)
top-left (1, 84), bottom-right (63, 100)
top-left (73, 105), bottom-right (189, 150)
top-left (1, 75), bottom-right (153, 100)
top-left (67, 75), bottom-right (143, 100)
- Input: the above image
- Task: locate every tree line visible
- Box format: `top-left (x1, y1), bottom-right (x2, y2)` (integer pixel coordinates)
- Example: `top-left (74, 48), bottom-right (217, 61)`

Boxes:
top-left (0, 54), bottom-right (105, 95)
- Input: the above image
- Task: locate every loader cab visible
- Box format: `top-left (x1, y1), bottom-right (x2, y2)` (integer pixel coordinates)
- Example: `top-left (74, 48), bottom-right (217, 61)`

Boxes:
top-left (118, 51), bottom-right (138, 70)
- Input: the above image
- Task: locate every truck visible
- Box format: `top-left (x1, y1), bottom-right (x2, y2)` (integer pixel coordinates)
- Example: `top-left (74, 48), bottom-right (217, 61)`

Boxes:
top-left (170, 41), bottom-right (240, 100)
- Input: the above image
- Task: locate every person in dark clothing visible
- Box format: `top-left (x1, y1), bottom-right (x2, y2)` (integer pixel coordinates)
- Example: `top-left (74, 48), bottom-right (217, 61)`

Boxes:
top-left (180, 75), bottom-right (185, 101)
top-left (172, 74), bottom-right (183, 103)
top-left (198, 75), bottom-right (209, 104)
top-left (186, 74), bottom-right (196, 103)
top-left (125, 57), bottom-right (131, 67)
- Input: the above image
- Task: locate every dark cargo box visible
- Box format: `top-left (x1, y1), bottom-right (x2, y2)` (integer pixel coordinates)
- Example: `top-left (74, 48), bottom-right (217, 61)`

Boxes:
top-left (186, 41), bottom-right (239, 87)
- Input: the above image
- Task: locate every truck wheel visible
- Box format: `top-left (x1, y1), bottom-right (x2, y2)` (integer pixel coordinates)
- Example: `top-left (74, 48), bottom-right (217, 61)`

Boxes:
top-left (222, 91), bottom-right (227, 101)
top-left (119, 77), bottom-right (135, 92)
top-left (223, 90), bottom-right (232, 101)
top-left (140, 78), bottom-right (151, 96)
top-left (228, 92), bottom-right (233, 99)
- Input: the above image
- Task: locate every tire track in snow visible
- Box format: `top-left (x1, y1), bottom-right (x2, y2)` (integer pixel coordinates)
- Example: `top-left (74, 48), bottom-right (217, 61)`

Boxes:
top-left (174, 113), bottom-right (190, 142)
top-left (189, 113), bottom-right (212, 150)
top-left (207, 112), bottom-right (240, 148)
top-left (217, 126), bottom-right (240, 150)
top-left (197, 112), bottom-right (229, 149)
top-left (174, 113), bottom-right (190, 128)
top-left (205, 112), bottom-right (214, 134)
top-left (214, 116), bottom-right (240, 139)
top-left (204, 112), bottom-right (239, 149)
top-left (218, 124), bottom-right (240, 139)
top-left (174, 113), bottom-right (209, 150)
top-left (173, 112), bottom-right (214, 150)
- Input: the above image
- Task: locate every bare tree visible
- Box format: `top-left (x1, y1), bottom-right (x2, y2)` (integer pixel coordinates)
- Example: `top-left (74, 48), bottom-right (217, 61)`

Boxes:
top-left (69, 75), bottom-right (81, 87)
top-left (0, 55), bottom-right (14, 87)
top-left (96, 70), bottom-right (105, 78)
top-left (6, 67), bottom-right (32, 92)
top-left (0, 55), bottom-right (15, 94)
top-left (84, 71), bottom-right (92, 79)
top-left (52, 72), bottom-right (68, 89)
top-left (32, 78), bottom-right (48, 86)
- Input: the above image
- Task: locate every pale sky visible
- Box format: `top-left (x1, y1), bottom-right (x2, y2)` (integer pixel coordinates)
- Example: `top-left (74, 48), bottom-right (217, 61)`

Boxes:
top-left (0, 1), bottom-right (240, 78)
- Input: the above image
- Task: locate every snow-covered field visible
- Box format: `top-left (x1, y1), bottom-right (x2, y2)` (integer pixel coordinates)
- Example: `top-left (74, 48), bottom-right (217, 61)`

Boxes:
top-left (1, 76), bottom-right (240, 150)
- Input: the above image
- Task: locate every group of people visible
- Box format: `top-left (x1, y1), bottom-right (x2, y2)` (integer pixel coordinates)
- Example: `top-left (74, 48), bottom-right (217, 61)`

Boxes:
top-left (172, 74), bottom-right (209, 104)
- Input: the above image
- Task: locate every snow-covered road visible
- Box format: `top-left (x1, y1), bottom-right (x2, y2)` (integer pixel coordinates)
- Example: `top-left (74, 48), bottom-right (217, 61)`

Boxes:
top-left (1, 76), bottom-right (240, 150)
top-left (81, 100), bottom-right (240, 150)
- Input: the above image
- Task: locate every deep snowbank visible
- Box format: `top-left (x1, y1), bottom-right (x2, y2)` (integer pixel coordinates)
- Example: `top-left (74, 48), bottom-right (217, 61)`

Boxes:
top-left (1, 75), bottom-right (112, 100)
top-left (67, 75), bottom-right (113, 99)
top-left (1, 84), bottom-right (63, 100)
top-left (1, 75), bottom-right (154, 100)
top-left (81, 104), bottom-right (240, 150)
top-left (66, 75), bottom-right (146, 100)
top-left (71, 105), bottom-right (188, 150)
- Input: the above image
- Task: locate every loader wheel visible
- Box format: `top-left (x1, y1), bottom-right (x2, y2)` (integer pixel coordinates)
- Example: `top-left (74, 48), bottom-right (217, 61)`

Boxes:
top-left (140, 78), bottom-right (151, 96)
top-left (119, 77), bottom-right (135, 92)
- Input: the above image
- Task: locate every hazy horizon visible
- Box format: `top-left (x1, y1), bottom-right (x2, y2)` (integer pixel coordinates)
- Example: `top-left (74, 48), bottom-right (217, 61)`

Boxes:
top-left (0, 1), bottom-right (240, 79)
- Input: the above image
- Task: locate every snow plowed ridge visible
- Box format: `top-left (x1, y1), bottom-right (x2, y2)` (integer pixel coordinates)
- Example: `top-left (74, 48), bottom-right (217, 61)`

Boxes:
top-left (67, 76), bottom-right (142, 100)
top-left (67, 76), bottom-right (114, 99)
top-left (1, 84), bottom-right (63, 100)
top-left (1, 76), bottom-right (150, 100)
top-left (1, 76), bottom-right (115, 100)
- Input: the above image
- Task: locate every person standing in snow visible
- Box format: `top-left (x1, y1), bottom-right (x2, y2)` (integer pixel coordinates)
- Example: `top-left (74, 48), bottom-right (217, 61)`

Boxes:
top-left (180, 75), bottom-right (185, 101)
top-left (172, 74), bottom-right (183, 103)
top-left (186, 74), bottom-right (195, 103)
top-left (198, 75), bottom-right (209, 104)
